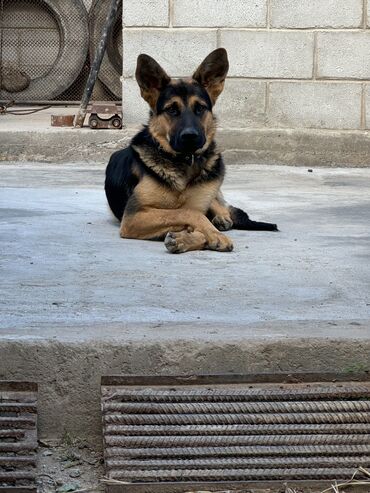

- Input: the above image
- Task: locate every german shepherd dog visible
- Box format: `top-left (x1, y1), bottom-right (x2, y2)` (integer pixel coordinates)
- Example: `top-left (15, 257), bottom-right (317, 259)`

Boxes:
top-left (105, 48), bottom-right (277, 253)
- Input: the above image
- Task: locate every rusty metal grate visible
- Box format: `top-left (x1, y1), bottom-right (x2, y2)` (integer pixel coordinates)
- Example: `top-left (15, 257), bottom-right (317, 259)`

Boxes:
top-left (101, 374), bottom-right (370, 492)
top-left (0, 382), bottom-right (38, 493)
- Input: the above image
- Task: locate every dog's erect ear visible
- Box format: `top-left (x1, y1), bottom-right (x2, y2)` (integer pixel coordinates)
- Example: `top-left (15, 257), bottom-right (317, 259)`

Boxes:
top-left (192, 48), bottom-right (229, 105)
top-left (135, 54), bottom-right (171, 109)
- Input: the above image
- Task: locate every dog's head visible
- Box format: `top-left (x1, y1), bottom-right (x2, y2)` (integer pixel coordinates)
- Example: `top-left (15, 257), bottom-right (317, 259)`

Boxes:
top-left (135, 48), bottom-right (229, 155)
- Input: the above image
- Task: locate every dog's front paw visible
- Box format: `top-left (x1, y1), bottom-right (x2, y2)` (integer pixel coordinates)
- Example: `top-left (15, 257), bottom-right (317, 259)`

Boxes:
top-left (164, 230), bottom-right (206, 254)
top-left (165, 232), bottom-right (186, 254)
top-left (206, 232), bottom-right (233, 252)
top-left (212, 214), bottom-right (233, 231)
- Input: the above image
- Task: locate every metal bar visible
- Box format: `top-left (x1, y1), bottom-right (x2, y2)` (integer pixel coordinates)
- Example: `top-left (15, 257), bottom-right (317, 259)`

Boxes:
top-left (104, 411), bottom-right (370, 425)
top-left (104, 433), bottom-right (370, 448)
top-left (0, 403), bottom-right (37, 413)
top-left (74, 0), bottom-right (121, 128)
top-left (108, 467), bottom-right (358, 481)
top-left (0, 417), bottom-right (36, 428)
top-left (0, 443), bottom-right (37, 453)
top-left (104, 423), bottom-right (370, 436)
top-left (0, 472), bottom-right (36, 481)
top-left (103, 386), bottom-right (370, 403)
top-left (103, 400), bottom-right (370, 414)
top-left (106, 455), bottom-right (370, 470)
top-left (105, 444), bottom-right (370, 458)
top-left (0, 429), bottom-right (25, 438)
top-left (0, 457), bottom-right (36, 467)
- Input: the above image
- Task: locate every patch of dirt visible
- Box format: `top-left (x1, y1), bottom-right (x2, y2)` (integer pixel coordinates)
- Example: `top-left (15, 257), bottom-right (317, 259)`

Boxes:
top-left (37, 434), bottom-right (104, 493)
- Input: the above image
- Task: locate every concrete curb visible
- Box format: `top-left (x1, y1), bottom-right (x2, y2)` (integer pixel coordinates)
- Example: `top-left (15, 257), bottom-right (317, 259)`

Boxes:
top-left (2, 127), bottom-right (370, 166)
top-left (1, 322), bottom-right (369, 447)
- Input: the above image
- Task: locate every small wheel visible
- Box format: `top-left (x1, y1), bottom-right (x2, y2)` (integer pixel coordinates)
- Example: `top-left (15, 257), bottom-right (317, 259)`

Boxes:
top-left (111, 116), bottom-right (122, 129)
top-left (89, 116), bottom-right (99, 129)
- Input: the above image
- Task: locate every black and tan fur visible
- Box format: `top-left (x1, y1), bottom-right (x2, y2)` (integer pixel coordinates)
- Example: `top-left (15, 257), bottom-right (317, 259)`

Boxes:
top-left (105, 48), bottom-right (277, 253)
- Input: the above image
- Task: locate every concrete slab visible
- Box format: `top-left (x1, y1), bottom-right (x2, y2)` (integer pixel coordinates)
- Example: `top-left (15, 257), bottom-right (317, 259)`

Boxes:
top-left (1, 162), bottom-right (370, 443)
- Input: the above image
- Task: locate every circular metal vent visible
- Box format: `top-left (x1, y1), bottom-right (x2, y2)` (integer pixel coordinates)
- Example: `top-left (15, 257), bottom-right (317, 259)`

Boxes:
top-left (0, 0), bottom-right (89, 100)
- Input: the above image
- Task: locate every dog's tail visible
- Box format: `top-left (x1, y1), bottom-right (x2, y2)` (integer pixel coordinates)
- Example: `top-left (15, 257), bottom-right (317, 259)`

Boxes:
top-left (230, 206), bottom-right (278, 231)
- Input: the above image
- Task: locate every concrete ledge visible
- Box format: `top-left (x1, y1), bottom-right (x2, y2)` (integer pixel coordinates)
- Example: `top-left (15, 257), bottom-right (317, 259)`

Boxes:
top-left (2, 126), bottom-right (370, 166)
top-left (217, 128), bottom-right (370, 167)
top-left (1, 322), bottom-right (369, 446)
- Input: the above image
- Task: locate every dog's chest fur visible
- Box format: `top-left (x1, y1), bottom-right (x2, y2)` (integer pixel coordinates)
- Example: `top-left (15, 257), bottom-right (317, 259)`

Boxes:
top-left (134, 174), bottom-right (220, 213)
top-left (132, 145), bottom-right (222, 213)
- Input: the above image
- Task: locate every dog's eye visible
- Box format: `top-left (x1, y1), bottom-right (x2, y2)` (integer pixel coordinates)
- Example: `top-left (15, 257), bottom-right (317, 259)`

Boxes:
top-left (166, 104), bottom-right (180, 116)
top-left (194, 103), bottom-right (207, 116)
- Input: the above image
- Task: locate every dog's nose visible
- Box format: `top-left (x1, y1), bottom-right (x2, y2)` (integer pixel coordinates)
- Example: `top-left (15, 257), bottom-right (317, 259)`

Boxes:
top-left (180, 128), bottom-right (200, 144)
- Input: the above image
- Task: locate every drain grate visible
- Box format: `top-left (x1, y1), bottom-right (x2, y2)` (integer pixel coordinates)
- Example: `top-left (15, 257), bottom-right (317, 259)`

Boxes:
top-left (0, 382), bottom-right (38, 492)
top-left (101, 374), bottom-right (370, 492)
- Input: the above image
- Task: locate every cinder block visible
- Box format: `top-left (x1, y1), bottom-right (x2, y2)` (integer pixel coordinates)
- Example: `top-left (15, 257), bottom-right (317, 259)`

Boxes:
top-left (317, 32), bottom-right (370, 79)
top-left (122, 78), bottom-right (153, 125)
top-left (122, 29), bottom-right (217, 77)
top-left (173, 0), bottom-right (266, 27)
top-left (270, 0), bottom-right (363, 28)
top-left (364, 85), bottom-right (370, 129)
top-left (216, 79), bottom-right (266, 128)
top-left (123, 0), bottom-right (169, 27)
top-left (220, 31), bottom-right (313, 78)
top-left (268, 82), bottom-right (361, 129)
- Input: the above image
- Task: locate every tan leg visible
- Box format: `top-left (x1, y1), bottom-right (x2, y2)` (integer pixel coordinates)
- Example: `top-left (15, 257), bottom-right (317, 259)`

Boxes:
top-left (208, 192), bottom-right (233, 231)
top-left (120, 208), bottom-right (233, 253)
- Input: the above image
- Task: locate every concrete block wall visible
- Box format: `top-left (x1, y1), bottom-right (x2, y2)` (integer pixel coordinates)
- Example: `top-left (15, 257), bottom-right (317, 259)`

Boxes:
top-left (121, 0), bottom-right (370, 132)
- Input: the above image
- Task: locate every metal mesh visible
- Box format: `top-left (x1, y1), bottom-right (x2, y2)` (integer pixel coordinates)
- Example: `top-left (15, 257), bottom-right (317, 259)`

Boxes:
top-left (0, 0), bottom-right (122, 103)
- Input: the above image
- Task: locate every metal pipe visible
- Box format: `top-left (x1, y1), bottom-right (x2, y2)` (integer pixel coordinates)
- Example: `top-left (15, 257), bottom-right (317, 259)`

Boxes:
top-left (74, 0), bottom-right (121, 128)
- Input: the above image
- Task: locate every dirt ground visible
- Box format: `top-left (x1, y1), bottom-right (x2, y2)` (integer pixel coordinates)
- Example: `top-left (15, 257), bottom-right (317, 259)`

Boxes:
top-left (37, 436), bottom-right (104, 493)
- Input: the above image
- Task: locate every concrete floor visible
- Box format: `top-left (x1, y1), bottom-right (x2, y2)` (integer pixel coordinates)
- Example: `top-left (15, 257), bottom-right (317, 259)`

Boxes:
top-left (1, 163), bottom-right (370, 329)
top-left (1, 162), bottom-right (370, 441)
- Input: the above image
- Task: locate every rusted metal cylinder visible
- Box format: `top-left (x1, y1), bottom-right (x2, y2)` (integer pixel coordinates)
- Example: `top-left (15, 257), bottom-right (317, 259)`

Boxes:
top-left (103, 386), bottom-right (370, 403)
top-left (104, 400), bottom-right (370, 414)
top-left (0, 403), bottom-right (37, 413)
top-left (0, 457), bottom-right (37, 466)
top-left (105, 444), bottom-right (370, 458)
top-left (0, 417), bottom-right (36, 428)
top-left (104, 433), bottom-right (370, 448)
top-left (0, 429), bottom-right (25, 438)
top-left (106, 455), bottom-right (370, 471)
top-left (104, 411), bottom-right (370, 425)
top-left (0, 471), bottom-right (36, 481)
top-left (104, 423), bottom-right (370, 436)
top-left (108, 467), bottom-right (357, 481)
top-left (0, 443), bottom-right (37, 453)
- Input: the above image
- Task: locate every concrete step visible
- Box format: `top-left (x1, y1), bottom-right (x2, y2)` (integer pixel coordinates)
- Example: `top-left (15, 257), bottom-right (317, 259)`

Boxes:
top-left (1, 106), bottom-right (370, 166)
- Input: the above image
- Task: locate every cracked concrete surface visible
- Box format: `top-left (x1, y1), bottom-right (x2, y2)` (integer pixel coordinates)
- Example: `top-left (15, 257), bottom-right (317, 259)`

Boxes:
top-left (0, 162), bottom-right (369, 442)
